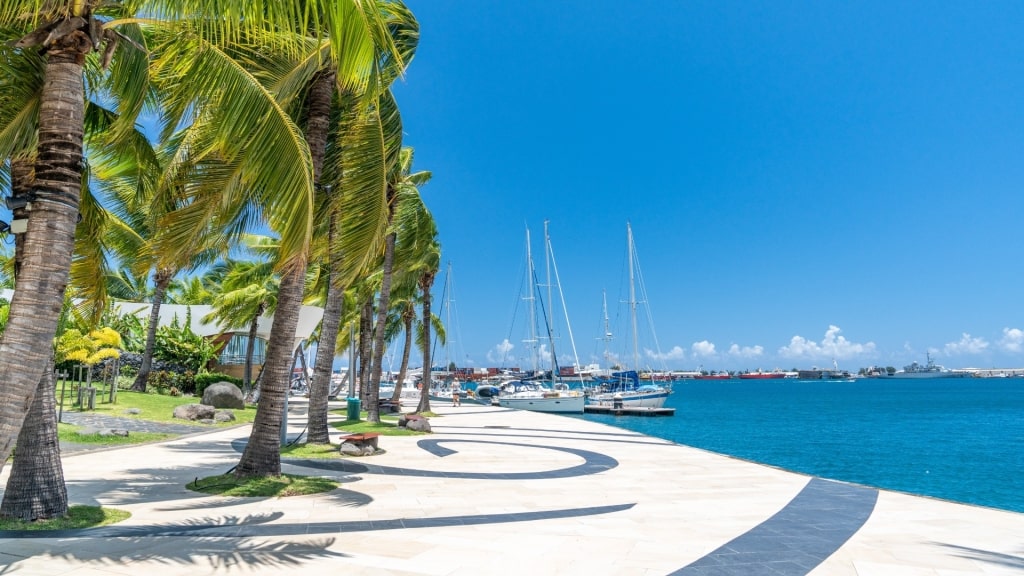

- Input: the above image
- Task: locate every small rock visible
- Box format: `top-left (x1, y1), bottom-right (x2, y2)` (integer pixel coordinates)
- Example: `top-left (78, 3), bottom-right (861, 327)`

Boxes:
top-left (339, 442), bottom-right (363, 456)
top-left (214, 411), bottom-right (236, 422)
top-left (124, 408), bottom-right (142, 415)
top-left (172, 403), bottom-right (216, 421)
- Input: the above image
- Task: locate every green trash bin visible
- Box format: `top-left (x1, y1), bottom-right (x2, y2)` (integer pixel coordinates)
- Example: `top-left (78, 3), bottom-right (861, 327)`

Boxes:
top-left (346, 397), bottom-right (361, 421)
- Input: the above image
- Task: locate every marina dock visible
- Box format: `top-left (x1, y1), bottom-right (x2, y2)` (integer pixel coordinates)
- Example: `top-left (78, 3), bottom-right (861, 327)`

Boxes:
top-left (583, 405), bottom-right (675, 416)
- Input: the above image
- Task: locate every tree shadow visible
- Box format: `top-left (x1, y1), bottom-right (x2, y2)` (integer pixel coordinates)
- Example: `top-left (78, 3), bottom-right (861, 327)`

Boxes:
top-left (935, 543), bottom-right (1024, 570)
top-left (1, 526), bottom-right (346, 573)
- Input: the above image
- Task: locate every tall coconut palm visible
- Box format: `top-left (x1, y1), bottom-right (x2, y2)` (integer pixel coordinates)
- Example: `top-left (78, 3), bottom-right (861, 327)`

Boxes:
top-left (0, 2), bottom-right (148, 498)
top-left (0, 0), bottom-right (315, 472)
top-left (415, 223), bottom-right (441, 414)
top-left (386, 181), bottom-right (440, 403)
top-left (148, 3), bottom-right (411, 476)
top-left (306, 87), bottom-right (406, 435)
top-left (0, 5), bottom-right (100, 468)
top-left (366, 147), bottom-right (430, 422)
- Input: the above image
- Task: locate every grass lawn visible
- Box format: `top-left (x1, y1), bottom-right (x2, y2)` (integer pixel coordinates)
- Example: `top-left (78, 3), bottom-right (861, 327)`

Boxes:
top-left (187, 473), bottom-right (338, 497)
top-left (281, 442), bottom-right (344, 459)
top-left (0, 506), bottom-right (130, 531)
top-left (59, 390), bottom-right (257, 426)
top-left (329, 414), bottom-right (431, 436)
top-left (57, 423), bottom-right (175, 446)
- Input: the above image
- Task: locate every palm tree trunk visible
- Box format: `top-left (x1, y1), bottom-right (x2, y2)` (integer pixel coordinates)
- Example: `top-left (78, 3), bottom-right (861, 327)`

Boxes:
top-left (1, 356), bottom-right (68, 520)
top-left (1, 159), bottom-right (68, 521)
top-left (0, 40), bottom-right (89, 471)
top-left (308, 259), bottom-right (344, 444)
top-left (132, 269), bottom-right (172, 392)
top-left (417, 273), bottom-right (435, 413)
top-left (243, 303), bottom-right (265, 393)
top-left (391, 309), bottom-right (414, 402)
top-left (367, 231), bottom-right (397, 423)
top-left (234, 266), bottom-right (305, 477)
top-left (234, 68), bottom-right (333, 476)
top-left (359, 297), bottom-right (373, 405)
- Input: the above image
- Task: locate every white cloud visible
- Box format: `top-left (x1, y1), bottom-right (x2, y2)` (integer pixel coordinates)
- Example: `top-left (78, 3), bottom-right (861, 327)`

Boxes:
top-left (486, 339), bottom-right (515, 364)
top-left (944, 333), bottom-right (989, 355)
top-left (691, 340), bottom-right (717, 357)
top-left (727, 343), bottom-right (764, 358)
top-left (778, 325), bottom-right (876, 360)
top-left (537, 344), bottom-right (552, 365)
top-left (644, 346), bottom-right (686, 361)
top-left (999, 328), bottom-right (1024, 353)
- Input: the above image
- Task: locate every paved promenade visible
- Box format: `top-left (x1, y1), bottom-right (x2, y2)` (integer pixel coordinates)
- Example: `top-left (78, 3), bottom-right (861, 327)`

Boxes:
top-left (2, 400), bottom-right (1023, 575)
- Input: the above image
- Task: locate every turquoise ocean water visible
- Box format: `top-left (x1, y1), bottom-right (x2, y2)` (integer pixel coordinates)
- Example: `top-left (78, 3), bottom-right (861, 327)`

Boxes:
top-left (571, 377), bottom-right (1024, 513)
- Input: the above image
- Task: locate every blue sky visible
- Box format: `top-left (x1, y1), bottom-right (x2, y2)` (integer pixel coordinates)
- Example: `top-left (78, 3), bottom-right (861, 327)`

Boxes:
top-left (390, 1), bottom-right (1024, 372)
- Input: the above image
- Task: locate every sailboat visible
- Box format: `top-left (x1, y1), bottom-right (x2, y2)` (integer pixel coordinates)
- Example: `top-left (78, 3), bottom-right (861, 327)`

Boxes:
top-left (428, 262), bottom-right (471, 405)
top-left (589, 222), bottom-right (672, 409)
top-left (497, 222), bottom-right (585, 414)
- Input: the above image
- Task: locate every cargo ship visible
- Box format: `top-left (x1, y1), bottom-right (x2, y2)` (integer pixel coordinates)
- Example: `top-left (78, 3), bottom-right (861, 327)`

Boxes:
top-left (738, 370), bottom-right (787, 379)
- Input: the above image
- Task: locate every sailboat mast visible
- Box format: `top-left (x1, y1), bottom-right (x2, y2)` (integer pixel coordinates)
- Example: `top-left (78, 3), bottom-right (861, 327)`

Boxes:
top-left (628, 222), bottom-right (639, 371)
top-left (525, 226), bottom-right (538, 373)
top-left (444, 261), bottom-right (453, 378)
top-left (602, 289), bottom-right (613, 366)
top-left (544, 220), bottom-right (556, 378)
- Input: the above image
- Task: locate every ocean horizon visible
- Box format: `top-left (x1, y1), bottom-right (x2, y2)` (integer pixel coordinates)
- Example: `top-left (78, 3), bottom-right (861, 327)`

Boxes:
top-left (571, 377), bottom-right (1023, 513)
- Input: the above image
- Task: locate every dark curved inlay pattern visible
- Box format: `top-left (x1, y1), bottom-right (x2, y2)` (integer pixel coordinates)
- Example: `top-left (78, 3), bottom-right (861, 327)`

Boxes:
top-left (0, 504), bottom-right (635, 539)
top-left (670, 478), bottom-right (878, 575)
top-left (275, 438), bottom-right (619, 480)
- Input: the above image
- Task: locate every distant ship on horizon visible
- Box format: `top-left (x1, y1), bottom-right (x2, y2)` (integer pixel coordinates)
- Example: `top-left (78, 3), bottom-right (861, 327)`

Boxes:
top-left (738, 369), bottom-right (789, 380)
top-left (877, 353), bottom-right (970, 379)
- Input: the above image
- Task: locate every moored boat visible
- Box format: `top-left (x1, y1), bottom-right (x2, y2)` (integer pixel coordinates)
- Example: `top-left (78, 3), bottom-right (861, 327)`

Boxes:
top-left (589, 370), bottom-right (670, 408)
top-left (586, 223), bottom-right (672, 410)
top-left (497, 380), bottom-right (585, 413)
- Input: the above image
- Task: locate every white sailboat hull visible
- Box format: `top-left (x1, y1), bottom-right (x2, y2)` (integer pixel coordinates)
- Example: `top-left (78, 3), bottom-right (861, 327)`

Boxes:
top-left (589, 390), bottom-right (670, 409)
top-left (498, 394), bottom-right (585, 413)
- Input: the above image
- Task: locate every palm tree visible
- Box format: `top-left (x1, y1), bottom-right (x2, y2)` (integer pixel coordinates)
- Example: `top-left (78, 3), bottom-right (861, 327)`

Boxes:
top-left (216, 5), bottom-right (413, 471)
top-left (202, 249), bottom-right (280, 393)
top-left (148, 5), bottom-right (411, 475)
top-left (387, 187), bottom-right (441, 403)
top-left (167, 276), bottom-right (214, 305)
top-left (0, 4), bottom-right (104, 469)
top-left (415, 224), bottom-right (441, 414)
top-left (0, 0), bottom-right (314, 471)
top-left (364, 147), bottom-right (430, 422)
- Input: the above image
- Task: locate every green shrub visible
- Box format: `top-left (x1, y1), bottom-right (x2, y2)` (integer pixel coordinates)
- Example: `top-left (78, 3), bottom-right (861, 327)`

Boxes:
top-left (154, 309), bottom-right (217, 373)
top-left (195, 372), bottom-right (243, 397)
top-left (149, 371), bottom-right (178, 395)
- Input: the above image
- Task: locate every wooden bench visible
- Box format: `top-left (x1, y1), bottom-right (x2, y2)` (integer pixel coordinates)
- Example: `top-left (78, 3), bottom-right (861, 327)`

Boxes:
top-left (340, 432), bottom-right (380, 450)
top-left (378, 399), bottom-right (401, 413)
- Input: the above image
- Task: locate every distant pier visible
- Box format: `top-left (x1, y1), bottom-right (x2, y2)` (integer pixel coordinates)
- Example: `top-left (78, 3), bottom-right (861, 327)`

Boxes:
top-left (583, 405), bottom-right (675, 417)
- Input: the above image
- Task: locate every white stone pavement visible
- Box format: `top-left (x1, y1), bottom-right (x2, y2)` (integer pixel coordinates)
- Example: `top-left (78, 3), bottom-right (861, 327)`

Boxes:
top-left (1, 400), bottom-right (1022, 575)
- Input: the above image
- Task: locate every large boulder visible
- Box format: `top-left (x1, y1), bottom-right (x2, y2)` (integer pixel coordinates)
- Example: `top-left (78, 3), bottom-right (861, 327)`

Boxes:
top-left (173, 403), bottom-right (216, 421)
top-left (202, 382), bottom-right (245, 409)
